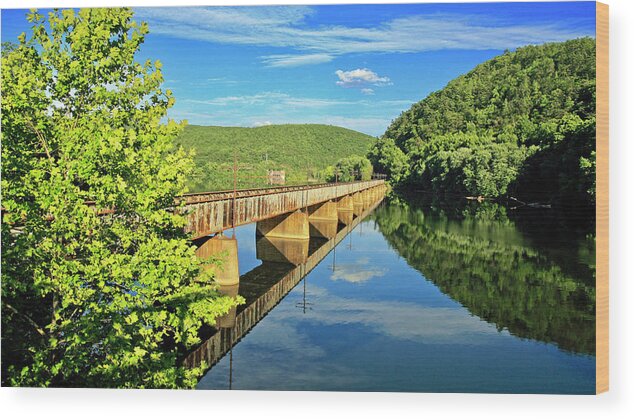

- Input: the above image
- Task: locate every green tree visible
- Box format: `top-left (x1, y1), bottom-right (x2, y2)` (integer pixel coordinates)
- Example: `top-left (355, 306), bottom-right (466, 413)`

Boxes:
top-left (1, 8), bottom-right (239, 388)
top-left (580, 151), bottom-right (596, 200)
top-left (461, 142), bottom-right (533, 197)
top-left (367, 137), bottom-right (409, 183)
top-left (324, 155), bottom-right (373, 182)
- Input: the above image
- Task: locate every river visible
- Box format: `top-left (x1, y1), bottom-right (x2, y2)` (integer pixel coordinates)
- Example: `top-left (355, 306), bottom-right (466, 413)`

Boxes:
top-left (195, 194), bottom-right (596, 394)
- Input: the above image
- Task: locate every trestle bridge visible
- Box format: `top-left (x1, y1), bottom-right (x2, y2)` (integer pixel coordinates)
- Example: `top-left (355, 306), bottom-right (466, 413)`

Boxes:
top-left (184, 191), bottom-right (386, 372)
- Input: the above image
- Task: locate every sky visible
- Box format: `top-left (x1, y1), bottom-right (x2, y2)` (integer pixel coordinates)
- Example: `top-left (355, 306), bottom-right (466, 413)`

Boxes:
top-left (1, 2), bottom-right (596, 136)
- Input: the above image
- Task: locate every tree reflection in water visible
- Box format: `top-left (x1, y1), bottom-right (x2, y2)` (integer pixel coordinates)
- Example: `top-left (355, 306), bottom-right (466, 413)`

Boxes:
top-left (372, 195), bottom-right (596, 355)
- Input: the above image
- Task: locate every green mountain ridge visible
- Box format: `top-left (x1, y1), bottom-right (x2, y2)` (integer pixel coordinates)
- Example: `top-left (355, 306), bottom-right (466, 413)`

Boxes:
top-left (175, 124), bottom-right (375, 192)
top-left (370, 38), bottom-right (596, 205)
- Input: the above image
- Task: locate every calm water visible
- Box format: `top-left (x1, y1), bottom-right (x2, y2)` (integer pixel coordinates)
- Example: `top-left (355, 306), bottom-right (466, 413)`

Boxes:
top-left (196, 196), bottom-right (596, 394)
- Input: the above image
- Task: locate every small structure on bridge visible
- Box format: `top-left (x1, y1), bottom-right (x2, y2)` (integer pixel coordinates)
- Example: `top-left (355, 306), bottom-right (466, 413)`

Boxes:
top-left (268, 170), bottom-right (285, 185)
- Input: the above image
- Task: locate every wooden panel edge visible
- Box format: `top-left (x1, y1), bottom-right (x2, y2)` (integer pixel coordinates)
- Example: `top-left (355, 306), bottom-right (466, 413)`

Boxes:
top-left (595, 0), bottom-right (609, 395)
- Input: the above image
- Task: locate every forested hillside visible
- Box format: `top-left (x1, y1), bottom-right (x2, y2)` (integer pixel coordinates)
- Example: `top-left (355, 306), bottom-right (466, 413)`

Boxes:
top-left (175, 124), bottom-right (375, 191)
top-left (370, 38), bottom-right (596, 205)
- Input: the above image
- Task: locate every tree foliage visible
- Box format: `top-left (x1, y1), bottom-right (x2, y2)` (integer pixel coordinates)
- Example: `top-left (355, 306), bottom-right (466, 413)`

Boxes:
top-left (367, 137), bottom-right (409, 183)
top-left (1, 8), bottom-right (240, 388)
top-left (372, 38), bottom-right (596, 205)
top-left (322, 155), bottom-right (373, 182)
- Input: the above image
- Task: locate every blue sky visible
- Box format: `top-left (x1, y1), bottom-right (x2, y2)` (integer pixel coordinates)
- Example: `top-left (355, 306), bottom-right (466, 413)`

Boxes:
top-left (1, 2), bottom-right (596, 136)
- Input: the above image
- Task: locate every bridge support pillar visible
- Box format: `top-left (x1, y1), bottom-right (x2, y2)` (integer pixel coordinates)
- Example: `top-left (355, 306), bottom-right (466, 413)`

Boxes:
top-left (362, 190), bottom-right (373, 206)
top-left (256, 209), bottom-right (309, 240)
top-left (353, 192), bottom-right (365, 216)
top-left (215, 283), bottom-right (239, 328)
top-left (195, 234), bottom-right (240, 286)
top-left (308, 200), bottom-right (339, 238)
top-left (308, 200), bottom-right (338, 221)
top-left (337, 195), bottom-right (354, 225)
top-left (366, 188), bottom-right (375, 203)
top-left (309, 218), bottom-right (339, 239)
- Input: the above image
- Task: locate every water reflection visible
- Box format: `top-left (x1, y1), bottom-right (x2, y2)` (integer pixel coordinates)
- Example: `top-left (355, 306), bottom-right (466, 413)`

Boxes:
top-left (256, 237), bottom-right (309, 266)
top-left (330, 257), bottom-right (387, 284)
top-left (196, 194), bottom-right (595, 394)
top-left (372, 196), bottom-right (596, 356)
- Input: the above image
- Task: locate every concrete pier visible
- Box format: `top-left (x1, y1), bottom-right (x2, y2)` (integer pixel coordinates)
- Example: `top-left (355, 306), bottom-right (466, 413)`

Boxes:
top-left (195, 234), bottom-right (240, 287)
top-left (352, 192), bottom-right (365, 216)
top-left (337, 195), bottom-right (354, 225)
top-left (215, 283), bottom-right (239, 328)
top-left (308, 200), bottom-right (338, 221)
top-left (309, 218), bottom-right (339, 239)
top-left (256, 209), bottom-right (310, 240)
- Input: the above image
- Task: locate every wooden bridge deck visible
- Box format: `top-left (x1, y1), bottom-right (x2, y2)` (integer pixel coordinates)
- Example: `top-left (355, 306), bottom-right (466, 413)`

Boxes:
top-left (180, 180), bottom-right (385, 239)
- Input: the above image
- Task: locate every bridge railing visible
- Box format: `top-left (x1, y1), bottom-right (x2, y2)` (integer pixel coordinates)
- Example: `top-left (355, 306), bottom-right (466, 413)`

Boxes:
top-left (182, 180), bottom-right (385, 238)
top-left (179, 180), bottom-right (382, 205)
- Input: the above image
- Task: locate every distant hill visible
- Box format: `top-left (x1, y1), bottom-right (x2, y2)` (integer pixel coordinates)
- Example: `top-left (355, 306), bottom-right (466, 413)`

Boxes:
top-left (175, 124), bottom-right (375, 192)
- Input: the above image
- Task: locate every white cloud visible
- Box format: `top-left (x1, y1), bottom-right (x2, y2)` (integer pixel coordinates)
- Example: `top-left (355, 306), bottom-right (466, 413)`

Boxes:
top-left (137, 6), bottom-right (312, 29)
top-left (185, 92), bottom-right (360, 108)
top-left (186, 92), bottom-right (289, 106)
top-left (135, 7), bottom-right (593, 67)
top-left (331, 268), bottom-right (385, 283)
top-left (335, 68), bottom-right (392, 88)
top-left (253, 120), bottom-right (273, 127)
top-left (330, 257), bottom-right (386, 283)
top-left (360, 88), bottom-right (375, 96)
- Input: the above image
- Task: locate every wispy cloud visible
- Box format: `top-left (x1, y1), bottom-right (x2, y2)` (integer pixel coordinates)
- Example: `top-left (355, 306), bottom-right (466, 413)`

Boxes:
top-left (136, 6), bottom-right (593, 67)
top-left (205, 77), bottom-right (240, 85)
top-left (183, 92), bottom-right (390, 108)
top-left (261, 53), bottom-right (335, 67)
top-left (360, 88), bottom-right (375, 96)
top-left (185, 92), bottom-right (363, 108)
top-left (186, 92), bottom-right (290, 106)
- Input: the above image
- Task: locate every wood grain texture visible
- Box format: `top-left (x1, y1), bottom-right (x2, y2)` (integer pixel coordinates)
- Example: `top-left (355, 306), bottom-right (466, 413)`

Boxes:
top-left (595, 1), bottom-right (609, 395)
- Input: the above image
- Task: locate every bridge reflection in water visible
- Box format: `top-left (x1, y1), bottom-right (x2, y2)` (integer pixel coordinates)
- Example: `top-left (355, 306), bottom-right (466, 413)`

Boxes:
top-left (183, 190), bottom-right (386, 377)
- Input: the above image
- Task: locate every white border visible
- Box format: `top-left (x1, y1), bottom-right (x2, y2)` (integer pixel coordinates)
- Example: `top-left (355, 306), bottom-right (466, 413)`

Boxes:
top-left (1, 1), bottom-right (632, 419)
